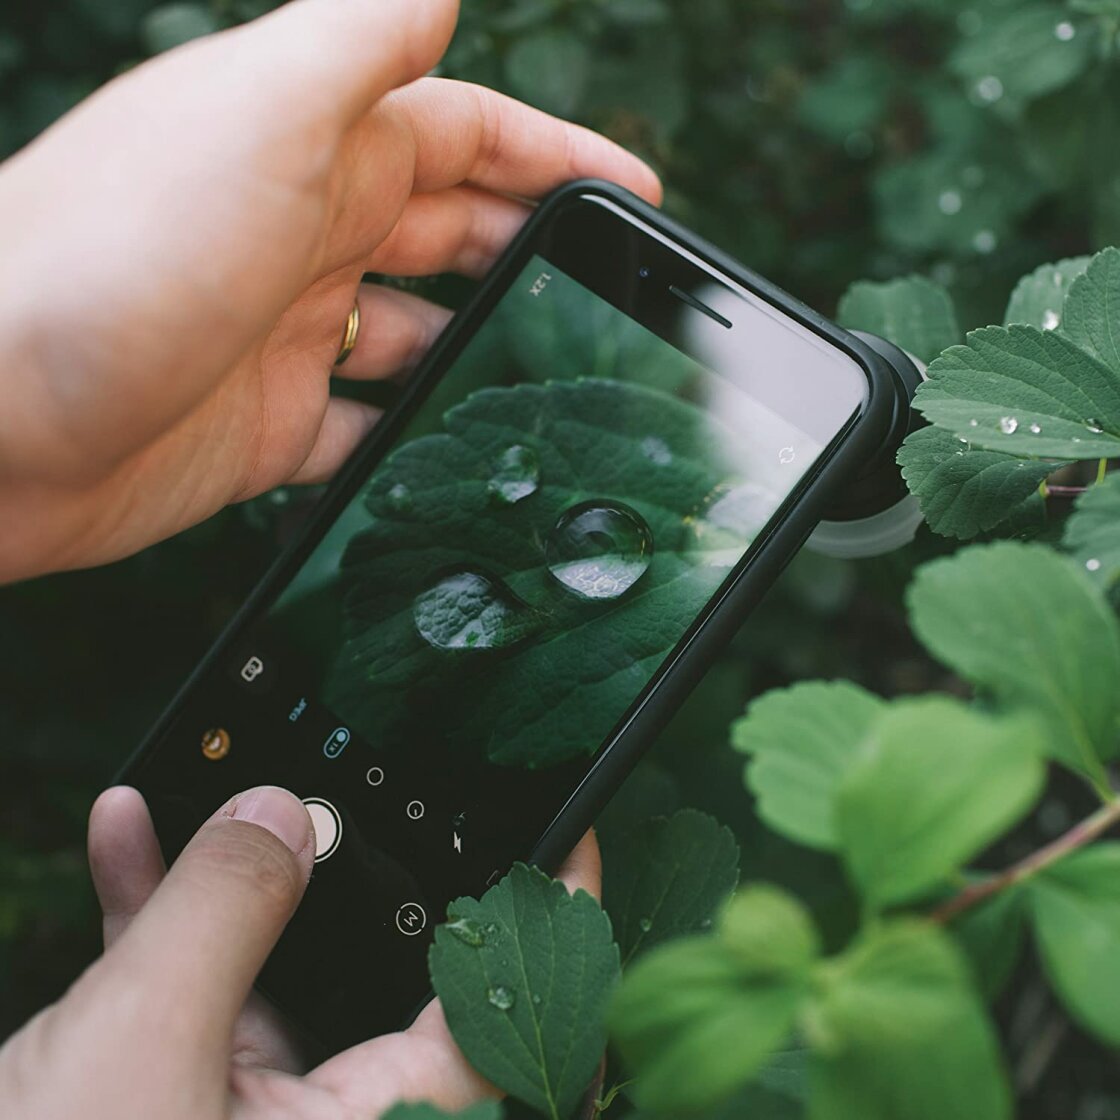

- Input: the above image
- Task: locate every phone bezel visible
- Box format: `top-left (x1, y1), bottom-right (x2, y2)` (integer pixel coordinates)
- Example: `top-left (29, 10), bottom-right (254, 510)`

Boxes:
top-left (118, 178), bottom-right (898, 1005)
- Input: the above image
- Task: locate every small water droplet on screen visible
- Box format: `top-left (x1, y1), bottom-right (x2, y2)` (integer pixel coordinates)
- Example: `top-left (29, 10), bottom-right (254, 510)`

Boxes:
top-left (1042, 309), bottom-right (1060, 331)
top-left (1054, 20), bottom-right (1076, 40)
top-left (1087, 558), bottom-right (1102, 572)
top-left (546, 501), bottom-right (653, 601)
top-left (938, 189), bottom-right (963, 215)
top-left (487, 986), bottom-right (515, 1010)
top-left (446, 918), bottom-right (485, 947)
top-left (1029, 423), bottom-right (1042, 434)
top-left (387, 483), bottom-right (413, 513)
top-left (639, 917), bottom-right (653, 933)
top-left (999, 417), bottom-right (1019, 434)
top-left (487, 444), bottom-right (540, 505)
top-left (414, 570), bottom-right (532, 650)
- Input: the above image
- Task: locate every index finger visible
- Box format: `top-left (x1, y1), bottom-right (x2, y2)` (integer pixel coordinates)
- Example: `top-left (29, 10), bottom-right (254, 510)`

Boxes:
top-left (385, 77), bottom-right (663, 204)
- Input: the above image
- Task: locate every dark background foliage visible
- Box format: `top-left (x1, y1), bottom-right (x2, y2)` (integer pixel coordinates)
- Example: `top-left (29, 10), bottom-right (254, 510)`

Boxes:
top-left (2, 0), bottom-right (1118, 1114)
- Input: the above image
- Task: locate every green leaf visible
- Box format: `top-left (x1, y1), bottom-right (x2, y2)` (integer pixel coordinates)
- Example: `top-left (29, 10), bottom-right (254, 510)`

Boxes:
top-left (1060, 247), bottom-right (1120, 377)
top-left (834, 698), bottom-right (1045, 909)
top-left (807, 922), bottom-right (1011, 1120)
top-left (907, 542), bottom-right (1120, 781)
top-left (1003, 256), bottom-right (1092, 330)
top-left (1030, 842), bottom-right (1120, 1045)
top-left (140, 4), bottom-right (220, 54)
top-left (382, 1103), bottom-right (504, 1120)
top-left (837, 276), bottom-right (961, 365)
top-left (1063, 473), bottom-right (1120, 587)
top-left (327, 378), bottom-right (746, 770)
top-left (611, 888), bottom-right (816, 1113)
top-left (429, 864), bottom-right (619, 1120)
top-left (601, 809), bottom-right (739, 966)
top-left (798, 55), bottom-right (893, 143)
top-left (949, 5), bottom-right (1092, 106)
top-left (897, 426), bottom-right (1054, 539)
top-left (720, 885), bottom-right (821, 977)
top-left (915, 325), bottom-right (1120, 460)
top-left (952, 886), bottom-right (1028, 1002)
top-left (731, 681), bottom-right (885, 850)
top-left (504, 29), bottom-right (590, 118)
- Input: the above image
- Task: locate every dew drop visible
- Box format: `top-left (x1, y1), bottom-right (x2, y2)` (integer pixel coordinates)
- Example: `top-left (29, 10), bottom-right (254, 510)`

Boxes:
top-left (1042, 309), bottom-right (1060, 331)
top-left (973, 229), bottom-right (998, 254)
top-left (938, 189), bottom-right (963, 215)
top-left (641, 436), bottom-right (673, 466)
top-left (969, 419), bottom-right (979, 428)
top-left (1086, 419), bottom-right (1104, 433)
top-left (414, 570), bottom-right (534, 650)
top-left (1087, 558), bottom-right (1102, 572)
top-left (545, 501), bottom-right (653, 601)
top-left (974, 75), bottom-right (1004, 103)
top-left (487, 444), bottom-right (540, 506)
top-left (387, 482), bottom-right (413, 514)
top-left (639, 917), bottom-right (653, 933)
top-left (958, 436), bottom-right (970, 445)
top-left (485, 923), bottom-right (498, 935)
top-left (487, 986), bottom-right (515, 1010)
top-left (1055, 20), bottom-right (1076, 40)
top-left (1029, 423), bottom-right (1042, 434)
top-left (532, 993), bottom-right (542, 1006)
top-left (999, 416), bottom-right (1019, 434)
top-left (446, 918), bottom-right (485, 947)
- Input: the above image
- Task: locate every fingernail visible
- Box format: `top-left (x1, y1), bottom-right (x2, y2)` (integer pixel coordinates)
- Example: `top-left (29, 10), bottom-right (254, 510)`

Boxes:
top-left (228, 786), bottom-right (311, 854)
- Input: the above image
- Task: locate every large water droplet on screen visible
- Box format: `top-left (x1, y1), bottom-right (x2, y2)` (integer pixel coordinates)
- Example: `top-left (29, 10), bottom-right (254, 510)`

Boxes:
top-left (487, 444), bottom-right (540, 505)
top-left (414, 570), bottom-right (531, 650)
top-left (545, 501), bottom-right (653, 601)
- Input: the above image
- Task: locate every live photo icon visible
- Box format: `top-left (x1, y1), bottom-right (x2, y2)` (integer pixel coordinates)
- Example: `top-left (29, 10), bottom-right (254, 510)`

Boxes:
top-left (240, 655), bottom-right (264, 683)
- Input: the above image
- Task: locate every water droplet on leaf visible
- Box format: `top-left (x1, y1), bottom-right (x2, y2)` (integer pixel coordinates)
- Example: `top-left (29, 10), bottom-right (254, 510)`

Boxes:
top-left (640, 436), bottom-right (673, 466)
top-left (973, 229), bottom-right (997, 254)
top-left (414, 570), bottom-right (534, 650)
top-left (487, 444), bottom-right (540, 505)
top-left (1054, 20), bottom-right (1075, 40)
top-left (969, 419), bottom-right (978, 428)
top-left (638, 917), bottom-right (653, 933)
top-left (1042, 309), bottom-right (1060, 331)
top-left (446, 918), bottom-right (485, 947)
top-left (1087, 558), bottom-right (1102, 572)
top-left (387, 483), bottom-right (413, 513)
top-left (1086, 420), bottom-right (1104, 433)
top-left (973, 75), bottom-right (1003, 103)
top-left (1029, 423), bottom-right (1042, 434)
top-left (487, 986), bottom-right (515, 1010)
top-left (546, 501), bottom-right (653, 601)
top-left (938, 189), bottom-right (963, 215)
top-left (999, 416), bottom-right (1018, 434)
top-left (532, 993), bottom-right (542, 1005)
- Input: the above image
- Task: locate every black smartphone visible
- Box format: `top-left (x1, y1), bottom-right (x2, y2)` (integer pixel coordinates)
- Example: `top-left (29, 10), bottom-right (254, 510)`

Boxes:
top-left (122, 180), bottom-right (897, 1052)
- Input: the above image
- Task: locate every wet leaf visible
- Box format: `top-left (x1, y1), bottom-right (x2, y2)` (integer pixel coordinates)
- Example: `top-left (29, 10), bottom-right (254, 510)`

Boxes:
top-left (602, 809), bottom-right (739, 966)
top-left (1003, 256), bottom-right (1091, 330)
top-left (897, 426), bottom-right (1054, 539)
top-left (1062, 472), bottom-right (1120, 587)
top-left (430, 864), bottom-right (618, 1120)
top-left (1060, 247), bottom-right (1120, 376)
top-left (915, 326), bottom-right (1120, 460)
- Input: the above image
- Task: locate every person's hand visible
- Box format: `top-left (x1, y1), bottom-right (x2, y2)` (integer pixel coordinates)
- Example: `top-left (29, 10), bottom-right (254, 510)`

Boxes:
top-left (0, 0), bottom-right (660, 583)
top-left (0, 785), bottom-right (602, 1118)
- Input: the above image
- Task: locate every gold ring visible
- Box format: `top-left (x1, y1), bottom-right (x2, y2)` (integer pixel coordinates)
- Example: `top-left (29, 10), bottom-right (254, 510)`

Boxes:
top-left (334, 301), bottom-right (360, 366)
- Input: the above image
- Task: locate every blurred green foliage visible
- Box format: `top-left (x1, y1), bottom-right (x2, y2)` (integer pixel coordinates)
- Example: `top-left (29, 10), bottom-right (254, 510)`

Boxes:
top-left (3, 0), bottom-right (1120, 1114)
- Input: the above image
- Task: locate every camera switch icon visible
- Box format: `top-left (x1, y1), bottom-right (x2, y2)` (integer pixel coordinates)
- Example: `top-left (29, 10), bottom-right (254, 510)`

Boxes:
top-left (323, 727), bottom-right (350, 759)
top-left (240, 655), bottom-right (265, 683)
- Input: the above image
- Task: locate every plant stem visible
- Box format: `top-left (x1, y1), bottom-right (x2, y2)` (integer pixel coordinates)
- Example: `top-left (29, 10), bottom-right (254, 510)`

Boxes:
top-left (931, 797), bottom-right (1120, 925)
top-left (1041, 484), bottom-right (1089, 498)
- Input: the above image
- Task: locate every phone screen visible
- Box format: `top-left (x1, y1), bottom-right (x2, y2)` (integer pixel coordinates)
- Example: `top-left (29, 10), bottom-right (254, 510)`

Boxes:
top-left (129, 199), bottom-right (868, 1048)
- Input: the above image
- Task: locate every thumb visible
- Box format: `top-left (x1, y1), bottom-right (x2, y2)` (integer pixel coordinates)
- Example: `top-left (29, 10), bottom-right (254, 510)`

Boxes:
top-left (92, 786), bottom-right (314, 1060)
